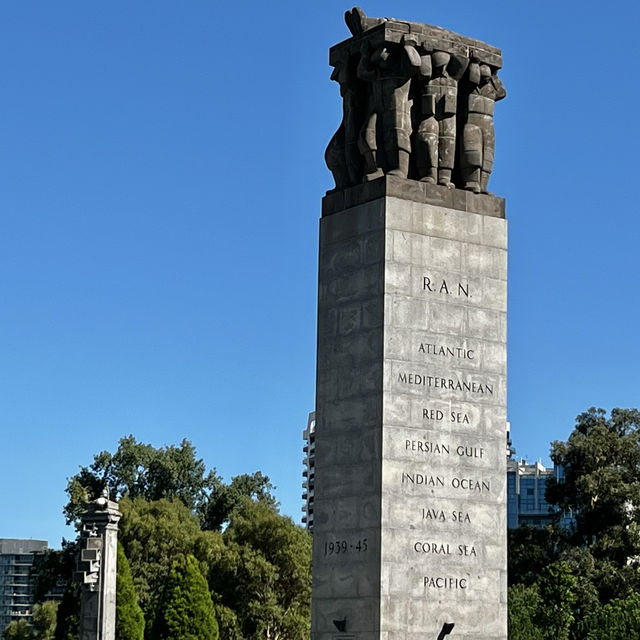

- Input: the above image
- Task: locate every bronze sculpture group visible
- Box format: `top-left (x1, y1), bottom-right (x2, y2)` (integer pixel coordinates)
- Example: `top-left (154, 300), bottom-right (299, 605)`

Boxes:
top-left (326, 8), bottom-right (506, 195)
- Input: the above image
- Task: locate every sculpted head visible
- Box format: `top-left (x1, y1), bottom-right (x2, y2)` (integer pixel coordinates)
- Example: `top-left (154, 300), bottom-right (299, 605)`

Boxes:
top-left (330, 52), bottom-right (350, 86)
top-left (432, 50), bottom-right (451, 70)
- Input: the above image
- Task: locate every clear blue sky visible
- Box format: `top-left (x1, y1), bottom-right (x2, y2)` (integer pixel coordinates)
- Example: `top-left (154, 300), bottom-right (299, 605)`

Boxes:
top-left (1, 1), bottom-right (639, 546)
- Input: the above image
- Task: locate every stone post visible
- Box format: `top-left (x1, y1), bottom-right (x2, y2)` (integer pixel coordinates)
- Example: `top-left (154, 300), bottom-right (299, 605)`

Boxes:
top-left (77, 492), bottom-right (121, 640)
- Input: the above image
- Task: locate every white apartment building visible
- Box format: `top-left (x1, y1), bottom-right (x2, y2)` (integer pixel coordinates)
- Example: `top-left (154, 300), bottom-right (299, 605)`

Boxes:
top-left (0, 538), bottom-right (48, 634)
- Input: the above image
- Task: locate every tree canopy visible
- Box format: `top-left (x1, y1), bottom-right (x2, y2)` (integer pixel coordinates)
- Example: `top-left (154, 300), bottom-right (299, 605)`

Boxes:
top-left (32, 437), bottom-right (312, 640)
top-left (151, 554), bottom-right (218, 640)
top-left (64, 435), bottom-right (277, 531)
top-left (578, 592), bottom-right (640, 639)
top-left (52, 584), bottom-right (79, 640)
top-left (117, 496), bottom-right (222, 617)
top-left (548, 407), bottom-right (640, 560)
top-left (116, 542), bottom-right (144, 640)
top-left (56, 437), bottom-right (311, 640)
top-left (2, 620), bottom-right (33, 640)
top-left (211, 499), bottom-right (312, 640)
top-left (509, 407), bottom-right (640, 639)
top-left (508, 584), bottom-right (543, 640)
top-left (2, 602), bottom-right (58, 640)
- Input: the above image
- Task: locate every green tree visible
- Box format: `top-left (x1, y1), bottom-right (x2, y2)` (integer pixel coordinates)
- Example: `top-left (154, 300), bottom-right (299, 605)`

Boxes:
top-left (536, 562), bottom-right (577, 640)
top-left (578, 592), bottom-right (640, 639)
top-left (64, 436), bottom-right (216, 525)
top-left (64, 436), bottom-right (276, 532)
top-left (555, 546), bottom-right (600, 622)
top-left (508, 525), bottom-right (564, 587)
top-left (3, 603), bottom-right (59, 640)
top-left (31, 541), bottom-right (78, 605)
top-left (209, 499), bottom-right (312, 640)
top-left (548, 408), bottom-right (640, 555)
top-left (52, 584), bottom-right (79, 640)
top-left (46, 438), bottom-right (307, 640)
top-left (31, 602), bottom-right (58, 640)
top-left (508, 584), bottom-right (543, 640)
top-left (151, 554), bottom-right (218, 640)
top-left (116, 542), bottom-right (144, 640)
top-left (200, 472), bottom-right (277, 531)
top-left (117, 496), bottom-right (224, 621)
top-left (2, 620), bottom-right (32, 640)
top-left (547, 407), bottom-right (640, 603)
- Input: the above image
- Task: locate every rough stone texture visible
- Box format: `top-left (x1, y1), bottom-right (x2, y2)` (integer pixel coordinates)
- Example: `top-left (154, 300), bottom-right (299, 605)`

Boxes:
top-left (312, 195), bottom-right (507, 640)
top-left (78, 494), bottom-right (121, 640)
top-left (314, 197), bottom-right (385, 640)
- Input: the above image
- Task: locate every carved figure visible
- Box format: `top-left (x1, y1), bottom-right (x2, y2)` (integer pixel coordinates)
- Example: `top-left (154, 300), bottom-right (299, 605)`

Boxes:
top-left (357, 38), bottom-right (421, 180)
top-left (325, 51), bottom-right (363, 189)
top-left (414, 51), bottom-right (468, 187)
top-left (325, 8), bottom-right (506, 194)
top-left (460, 62), bottom-right (506, 193)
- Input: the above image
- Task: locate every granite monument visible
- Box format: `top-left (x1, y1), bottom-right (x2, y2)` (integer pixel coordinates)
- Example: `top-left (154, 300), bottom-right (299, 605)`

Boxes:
top-left (313, 8), bottom-right (507, 640)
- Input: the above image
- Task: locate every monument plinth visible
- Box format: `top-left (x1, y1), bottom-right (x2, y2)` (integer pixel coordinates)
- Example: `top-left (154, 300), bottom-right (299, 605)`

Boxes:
top-left (313, 9), bottom-right (507, 640)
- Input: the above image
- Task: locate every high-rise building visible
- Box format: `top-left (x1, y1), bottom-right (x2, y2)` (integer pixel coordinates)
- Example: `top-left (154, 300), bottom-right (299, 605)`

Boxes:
top-left (506, 457), bottom-right (575, 530)
top-left (507, 459), bottom-right (555, 528)
top-left (301, 412), bottom-right (315, 531)
top-left (0, 539), bottom-right (48, 633)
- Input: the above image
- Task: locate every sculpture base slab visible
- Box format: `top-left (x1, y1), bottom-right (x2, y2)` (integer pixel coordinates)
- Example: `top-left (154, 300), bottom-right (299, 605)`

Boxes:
top-left (322, 176), bottom-right (505, 219)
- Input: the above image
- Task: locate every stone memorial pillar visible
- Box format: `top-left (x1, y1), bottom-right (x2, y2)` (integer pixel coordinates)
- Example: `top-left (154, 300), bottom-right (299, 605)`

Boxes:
top-left (313, 9), bottom-right (507, 640)
top-left (77, 491), bottom-right (121, 640)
